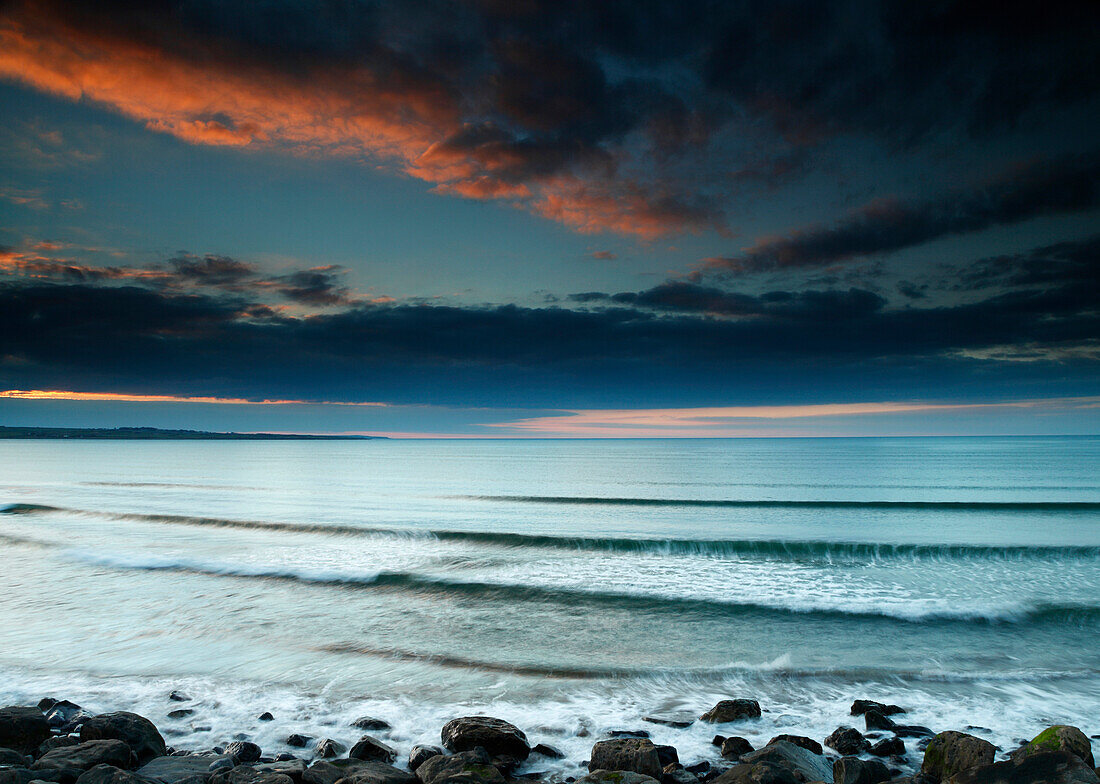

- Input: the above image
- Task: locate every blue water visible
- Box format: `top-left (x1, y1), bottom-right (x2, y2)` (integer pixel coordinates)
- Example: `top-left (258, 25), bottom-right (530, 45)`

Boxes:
top-left (1, 437), bottom-right (1097, 771)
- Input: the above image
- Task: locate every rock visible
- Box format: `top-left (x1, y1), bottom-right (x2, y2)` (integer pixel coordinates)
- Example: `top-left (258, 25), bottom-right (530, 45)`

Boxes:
top-left (285, 738), bottom-right (311, 750)
top-left (348, 738), bottom-right (396, 765)
top-left (33, 741), bottom-right (133, 772)
top-left (254, 761), bottom-right (306, 784)
top-left (0, 707), bottom-right (53, 754)
top-left (0, 768), bottom-right (80, 784)
top-left (946, 750), bottom-right (1100, 783)
top-left (40, 737), bottom-right (83, 757)
top-left (138, 755), bottom-right (229, 783)
top-left (222, 744), bottom-right (261, 765)
top-left (608, 733), bottom-right (650, 741)
top-left (314, 742), bottom-right (345, 760)
top-left (407, 748), bottom-right (443, 773)
top-left (850, 703), bottom-right (904, 718)
top-left (719, 739), bottom-right (752, 762)
top-left (334, 761), bottom-right (416, 784)
top-left (736, 741), bottom-right (833, 784)
top-left (864, 715), bottom-right (930, 738)
top-left (303, 762), bottom-right (366, 784)
top-left (531, 745), bottom-right (564, 760)
top-left (643, 718), bottom-right (693, 730)
top-left (209, 768), bottom-right (293, 784)
top-left (766, 736), bottom-right (822, 756)
top-left (654, 747), bottom-right (679, 768)
top-left (893, 726), bottom-right (933, 739)
top-left (710, 738), bottom-right (725, 749)
top-left (208, 761), bottom-right (234, 775)
top-left (826, 728), bottom-right (870, 756)
top-left (415, 749), bottom-right (505, 784)
top-left (349, 721), bottom-right (389, 733)
top-left (833, 757), bottom-right (890, 784)
top-left (661, 766), bottom-right (697, 784)
top-left (46, 704), bottom-right (89, 732)
top-left (708, 762), bottom-right (799, 784)
top-left (167, 713), bottom-right (194, 721)
top-left (75, 765), bottom-right (153, 784)
top-left (1010, 725), bottom-right (1094, 768)
top-left (588, 739), bottom-right (663, 779)
top-left (699, 703), bottom-right (760, 724)
top-left (684, 764), bottom-right (709, 776)
top-left (869, 739), bottom-right (904, 758)
top-left (0, 747), bottom-right (28, 766)
top-left (440, 718), bottom-right (529, 762)
top-left (864, 713), bottom-right (895, 732)
top-left (579, 773), bottom-right (660, 784)
top-left (168, 696), bottom-right (190, 705)
top-left (274, 756), bottom-right (297, 764)
top-left (81, 714), bottom-right (167, 766)
top-left (258, 716), bottom-right (274, 724)
top-left (921, 732), bottom-right (996, 782)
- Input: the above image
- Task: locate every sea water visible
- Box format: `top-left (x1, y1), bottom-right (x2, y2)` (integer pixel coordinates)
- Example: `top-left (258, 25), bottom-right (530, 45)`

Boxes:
top-left (1, 437), bottom-right (1097, 771)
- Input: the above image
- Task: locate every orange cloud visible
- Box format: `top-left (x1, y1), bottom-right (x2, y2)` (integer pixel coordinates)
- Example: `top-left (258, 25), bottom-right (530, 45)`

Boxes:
top-left (486, 397), bottom-right (1100, 437)
top-left (0, 390), bottom-right (388, 406)
top-left (0, 1), bottom-right (703, 239)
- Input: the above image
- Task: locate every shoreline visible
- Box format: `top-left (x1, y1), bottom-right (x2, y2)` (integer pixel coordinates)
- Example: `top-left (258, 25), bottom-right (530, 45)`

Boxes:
top-left (2, 686), bottom-right (1097, 784)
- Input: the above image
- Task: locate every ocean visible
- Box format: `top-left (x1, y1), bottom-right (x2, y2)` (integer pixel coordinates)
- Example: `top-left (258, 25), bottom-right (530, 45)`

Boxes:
top-left (1, 436), bottom-right (1098, 772)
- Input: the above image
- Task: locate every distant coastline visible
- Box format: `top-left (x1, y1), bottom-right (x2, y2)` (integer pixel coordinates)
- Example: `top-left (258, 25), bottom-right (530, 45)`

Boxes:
top-left (0, 426), bottom-right (385, 440)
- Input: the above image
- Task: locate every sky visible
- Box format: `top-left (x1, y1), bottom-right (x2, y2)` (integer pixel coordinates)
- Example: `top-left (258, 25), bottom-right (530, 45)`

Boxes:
top-left (0, 0), bottom-right (1098, 437)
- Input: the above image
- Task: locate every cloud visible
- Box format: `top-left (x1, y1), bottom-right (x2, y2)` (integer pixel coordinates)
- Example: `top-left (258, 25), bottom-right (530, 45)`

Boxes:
top-left (701, 153), bottom-right (1100, 275)
top-left (575, 282), bottom-right (887, 320)
top-left (589, 251), bottom-right (616, 260)
top-left (487, 397), bottom-right (1100, 437)
top-left (0, 389), bottom-right (385, 406)
top-left (4, 1), bottom-right (1095, 242)
top-left (955, 235), bottom-right (1100, 291)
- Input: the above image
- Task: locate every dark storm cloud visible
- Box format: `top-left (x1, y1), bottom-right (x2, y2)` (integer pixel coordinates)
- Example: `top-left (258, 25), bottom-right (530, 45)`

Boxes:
top-left (2, 269), bottom-right (1097, 407)
top-left (955, 235), bottom-right (1100, 291)
top-left (3, 0), bottom-right (1098, 237)
top-left (574, 282), bottom-right (886, 320)
top-left (168, 254), bottom-right (256, 284)
top-left (702, 153), bottom-right (1100, 275)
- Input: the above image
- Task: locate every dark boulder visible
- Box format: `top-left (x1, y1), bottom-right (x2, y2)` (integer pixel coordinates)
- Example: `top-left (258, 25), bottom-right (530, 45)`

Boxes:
top-left (0, 748), bottom-right (28, 766)
top-left (415, 749), bottom-right (505, 784)
top-left (864, 712), bottom-right (895, 732)
top-left (75, 765), bottom-right (153, 784)
top-left (766, 736), bottom-right (822, 756)
top-left (137, 755), bottom-right (229, 783)
top-left (920, 732), bottom-right (996, 783)
top-left (643, 717), bottom-right (694, 729)
top-left (304, 761), bottom-right (375, 784)
top-left (40, 736), bottom-right (83, 756)
top-left (285, 737), bottom-right (311, 749)
top-left (684, 763), bottom-right (709, 776)
top-left (333, 761), bottom-right (415, 784)
top-left (708, 762), bottom-right (799, 784)
top-left (314, 742), bottom-right (346, 760)
top-left (0, 768), bottom-right (81, 784)
top-left (869, 738), bottom-right (904, 758)
top-left (588, 739), bottom-right (663, 779)
top-left (408, 747), bottom-right (444, 773)
top-left (441, 718), bottom-right (529, 762)
top-left (348, 738), bottom-right (396, 765)
top-left (223, 744), bottom-right (261, 765)
top-left (209, 768), bottom-right (293, 784)
top-left (530, 745), bottom-right (563, 760)
top-left (699, 702), bottom-right (760, 724)
top-left (81, 714), bottom-right (166, 766)
top-left (826, 728), bottom-right (870, 756)
top-left (254, 761), bottom-right (306, 784)
top-left (168, 695), bottom-right (190, 704)
top-left (833, 757), bottom-right (890, 784)
top-left (661, 765), bottom-right (697, 784)
top-left (349, 720), bottom-right (390, 733)
top-left (258, 715), bottom-right (274, 723)
top-left (1010, 725), bottom-right (1094, 768)
top-left (0, 707), bottom-right (52, 754)
top-left (719, 738), bottom-right (752, 762)
top-left (850, 703), bottom-right (904, 718)
top-left (580, 773), bottom-right (660, 784)
top-left (46, 703), bottom-right (90, 732)
top-left (34, 741), bottom-right (133, 771)
top-left (654, 746), bottom-right (679, 768)
top-left (736, 742), bottom-right (833, 784)
top-left (608, 732), bottom-right (650, 740)
top-left (947, 750), bottom-right (1099, 783)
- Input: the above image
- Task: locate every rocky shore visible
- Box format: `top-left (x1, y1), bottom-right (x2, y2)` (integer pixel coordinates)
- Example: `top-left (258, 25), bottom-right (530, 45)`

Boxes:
top-left (1, 696), bottom-right (1096, 784)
